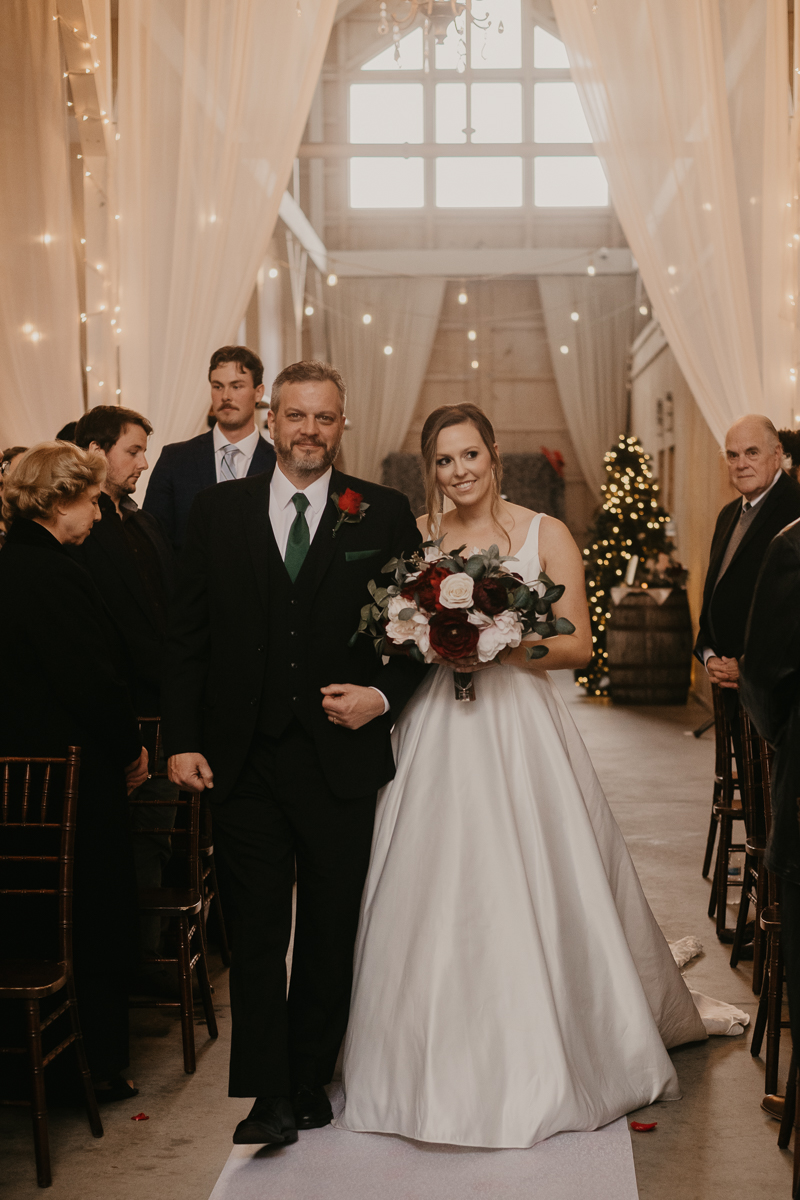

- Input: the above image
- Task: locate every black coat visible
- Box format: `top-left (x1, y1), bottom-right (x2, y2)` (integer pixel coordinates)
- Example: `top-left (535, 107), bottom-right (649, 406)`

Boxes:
top-left (143, 429), bottom-right (276, 552)
top-left (65, 494), bottom-right (177, 715)
top-left (694, 471), bottom-right (800, 662)
top-left (0, 519), bottom-right (142, 1075)
top-left (161, 466), bottom-right (428, 802)
top-left (740, 518), bottom-right (800, 884)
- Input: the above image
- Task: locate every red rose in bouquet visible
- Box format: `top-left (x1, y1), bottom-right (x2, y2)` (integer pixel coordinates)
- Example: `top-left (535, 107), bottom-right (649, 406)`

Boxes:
top-left (428, 610), bottom-right (479, 661)
top-left (402, 563), bottom-right (450, 612)
top-left (337, 487), bottom-right (363, 516)
top-left (472, 577), bottom-right (510, 616)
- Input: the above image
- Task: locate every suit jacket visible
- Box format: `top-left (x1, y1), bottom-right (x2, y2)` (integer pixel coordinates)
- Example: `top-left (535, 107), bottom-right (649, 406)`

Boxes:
top-left (143, 429), bottom-right (276, 552)
top-left (740, 518), bottom-right (800, 885)
top-left (0, 518), bottom-right (142, 966)
top-left (694, 471), bottom-right (800, 663)
top-left (65, 494), bottom-right (177, 715)
top-left (161, 465), bottom-right (429, 802)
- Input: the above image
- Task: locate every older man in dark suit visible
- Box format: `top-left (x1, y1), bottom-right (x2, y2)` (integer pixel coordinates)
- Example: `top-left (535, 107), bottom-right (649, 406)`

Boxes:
top-left (695, 414), bottom-right (800, 938)
top-left (69, 405), bottom-right (179, 992)
top-left (143, 345), bottom-right (276, 551)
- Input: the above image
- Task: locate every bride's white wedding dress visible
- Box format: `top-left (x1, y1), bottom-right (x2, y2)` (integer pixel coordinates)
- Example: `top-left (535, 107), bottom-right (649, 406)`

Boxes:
top-left (334, 513), bottom-right (710, 1149)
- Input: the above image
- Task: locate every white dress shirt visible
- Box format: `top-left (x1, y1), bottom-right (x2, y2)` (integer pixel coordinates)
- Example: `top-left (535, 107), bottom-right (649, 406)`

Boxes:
top-left (702, 467), bottom-right (784, 666)
top-left (213, 424), bottom-right (262, 482)
top-left (268, 463), bottom-right (389, 714)
top-left (268, 464), bottom-right (332, 557)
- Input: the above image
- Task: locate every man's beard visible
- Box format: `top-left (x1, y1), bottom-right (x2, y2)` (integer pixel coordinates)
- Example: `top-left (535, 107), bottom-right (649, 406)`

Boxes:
top-left (274, 433), bottom-right (341, 477)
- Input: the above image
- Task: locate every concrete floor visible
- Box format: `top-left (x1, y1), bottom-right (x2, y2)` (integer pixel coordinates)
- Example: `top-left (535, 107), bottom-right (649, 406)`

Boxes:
top-left (1, 673), bottom-right (794, 1198)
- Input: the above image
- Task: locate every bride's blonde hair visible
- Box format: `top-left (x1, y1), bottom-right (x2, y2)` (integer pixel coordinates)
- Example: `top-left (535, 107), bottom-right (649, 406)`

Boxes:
top-left (420, 403), bottom-right (508, 548)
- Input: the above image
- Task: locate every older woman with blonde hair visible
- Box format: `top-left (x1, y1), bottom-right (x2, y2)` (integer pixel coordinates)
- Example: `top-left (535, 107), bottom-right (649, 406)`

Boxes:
top-left (0, 441), bottom-right (147, 1102)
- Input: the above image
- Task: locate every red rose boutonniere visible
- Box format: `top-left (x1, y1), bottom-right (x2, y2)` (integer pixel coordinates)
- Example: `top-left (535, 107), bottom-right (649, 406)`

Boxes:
top-left (331, 488), bottom-right (369, 538)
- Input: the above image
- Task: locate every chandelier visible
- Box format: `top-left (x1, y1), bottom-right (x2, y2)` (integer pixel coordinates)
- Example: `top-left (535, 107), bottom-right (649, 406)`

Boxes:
top-left (377, 1), bottom-right (499, 70)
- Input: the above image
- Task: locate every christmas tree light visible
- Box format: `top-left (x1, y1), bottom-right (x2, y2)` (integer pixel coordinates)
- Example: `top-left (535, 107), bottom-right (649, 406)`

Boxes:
top-left (576, 435), bottom-right (674, 696)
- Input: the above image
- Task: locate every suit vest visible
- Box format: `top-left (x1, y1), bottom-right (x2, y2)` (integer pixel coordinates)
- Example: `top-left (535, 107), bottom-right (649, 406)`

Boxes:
top-left (256, 525), bottom-right (315, 739)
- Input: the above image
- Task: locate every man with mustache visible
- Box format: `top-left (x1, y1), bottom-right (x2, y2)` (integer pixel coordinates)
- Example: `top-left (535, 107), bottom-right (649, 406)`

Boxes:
top-left (161, 360), bottom-right (427, 1147)
top-left (143, 345), bottom-right (276, 552)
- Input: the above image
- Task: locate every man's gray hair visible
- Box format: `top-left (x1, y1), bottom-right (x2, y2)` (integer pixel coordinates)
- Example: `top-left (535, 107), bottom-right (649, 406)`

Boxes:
top-left (270, 361), bottom-right (347, 412)
top-left (726, 413), bottom-right (781, 449)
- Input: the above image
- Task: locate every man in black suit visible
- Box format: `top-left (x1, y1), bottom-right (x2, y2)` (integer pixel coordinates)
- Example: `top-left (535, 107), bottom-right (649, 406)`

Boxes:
top-left (695, 414), bottom-right (800, 925)
top-left (68, 405), bottom-right (180, 987)
top-left (143, 344), bottom-right (276, 551)
top-left (162, 360), bottom-right (427, 1147)
top-left (740, 518), bottom-right (800, 1119)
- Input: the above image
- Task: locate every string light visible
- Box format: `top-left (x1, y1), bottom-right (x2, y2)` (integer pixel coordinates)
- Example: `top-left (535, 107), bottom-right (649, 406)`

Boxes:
top-left (327, 273), bottom-right (338, 286)
top-left (304, 304), bottom-right (314, 316)
top-left (362, 313), bottom-right (372, 325)
top-left (587, 264), bottom-right (595, 276)
top-left (458, 291), bottom-right (468, 305)
top-left (468, 330), bottom-right (477, 341)
top-left (639, 305), bottom-right (648, 315)
top-left (268, 267), bottom-right (278, 279)
top-left (384, 345), bottom-right (393, 355)
top-left (560, 345), bottom-right (569, 355)
top-left (570, 311), bottom-right (579, 322)
top-left (471, 359), bottom-right (479, 369)
top-left (42, 234), bottom-right (51, 245)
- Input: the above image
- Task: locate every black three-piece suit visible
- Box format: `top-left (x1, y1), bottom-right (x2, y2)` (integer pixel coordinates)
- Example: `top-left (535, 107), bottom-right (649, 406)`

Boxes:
top-left (143, 429), bottom-right (276, 553)
top-left (162, 465), bottom-right (427, 1096)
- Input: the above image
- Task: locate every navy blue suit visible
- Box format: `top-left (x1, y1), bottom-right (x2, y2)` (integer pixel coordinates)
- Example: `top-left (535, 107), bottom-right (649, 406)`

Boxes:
top-left (143, 429), bottom-right (276, 552)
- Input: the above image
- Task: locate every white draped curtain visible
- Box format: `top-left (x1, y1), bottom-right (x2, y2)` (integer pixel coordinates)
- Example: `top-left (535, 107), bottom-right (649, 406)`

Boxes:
top-left (327, 278), bottom-right (446, 483)
top-left (539, 275), bottom-right (635, 497)
top-left (0, 0), bottom-right (83, 447)
top-left (117, 0), bottom-right (336, 463)
top-left (551, 0), bottom-right (796, 443)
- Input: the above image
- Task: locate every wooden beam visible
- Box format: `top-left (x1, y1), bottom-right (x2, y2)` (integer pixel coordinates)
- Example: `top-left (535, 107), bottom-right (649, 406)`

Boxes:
top-left (328, 247), bottom-right (634, 277)
top-left (298, 142), bottom-right (594, 158)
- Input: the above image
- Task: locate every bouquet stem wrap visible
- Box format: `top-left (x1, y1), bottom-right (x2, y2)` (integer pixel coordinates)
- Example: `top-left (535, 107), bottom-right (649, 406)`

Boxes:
top-left (453, 671), bottom-right (476, 702)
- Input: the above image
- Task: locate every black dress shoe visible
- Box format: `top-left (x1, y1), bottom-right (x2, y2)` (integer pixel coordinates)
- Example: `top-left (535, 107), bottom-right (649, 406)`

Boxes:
top-left (233, 1096), bottom-right (298, 1145)
top-left (292, 1083), bottom-right (333, 1130)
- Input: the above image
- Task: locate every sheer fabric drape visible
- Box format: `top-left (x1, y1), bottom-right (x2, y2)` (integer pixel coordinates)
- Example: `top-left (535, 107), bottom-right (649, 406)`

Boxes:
top-left (551, 0), bottom-right (796, 442)
top-left (116, 0), bottom-right (336, 464)
top-left (327, 278), bottom-right (446, 483)
top-left (539, 275), bottom-right (635, 498)
top-left (0, 0), bottom-right (83, 446)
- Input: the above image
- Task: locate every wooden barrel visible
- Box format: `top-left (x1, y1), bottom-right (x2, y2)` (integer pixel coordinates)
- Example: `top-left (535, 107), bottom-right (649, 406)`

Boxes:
top-left (606, 589), bottom-right (693, 705)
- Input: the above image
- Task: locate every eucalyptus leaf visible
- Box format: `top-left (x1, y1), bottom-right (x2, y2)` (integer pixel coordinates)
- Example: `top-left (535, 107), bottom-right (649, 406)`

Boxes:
top-left (408, 644), bottom-right (425, 663)
top-left (367, 579), bottom-right (377, 598)
top-left (464, 555), bottom-right (486, 580)
top-left (348, 631), bottom-right (360, 649)
top-left (398, 608), bottom-right (417, 622)
top-left (543, 584), bottom-right (565, 605)
top-left (382, 557), bottom-right (399, 574)
top-left (526, 644), bottom-right (550, 660)
top-left (538, 571), bottom-right (555, 588)
top-left (511, 584), bottom-right (532, 609)
top-left (533, 622), bottom-right (552, 637)
top-left (554, 617), bottom-right (576, 635)
top-left (534, 597), bottom-right (550, 615)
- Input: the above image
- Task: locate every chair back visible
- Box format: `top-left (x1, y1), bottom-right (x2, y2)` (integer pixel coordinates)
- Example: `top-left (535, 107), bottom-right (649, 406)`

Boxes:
top-left (712, 685), bottom-right (736, 801)
top-left (0, 748), bottom-right (81, 964)
top-left (758, 733), bottom-right (775, 838)
top-left (738, 706), bottom-right (762, 841)
top-left (132, 719), bottom-right (200, 894)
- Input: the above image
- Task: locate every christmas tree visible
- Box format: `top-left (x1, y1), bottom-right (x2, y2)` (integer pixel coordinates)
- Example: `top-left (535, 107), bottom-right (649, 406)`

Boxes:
top-left (576, 435), bottom-right (674, 696)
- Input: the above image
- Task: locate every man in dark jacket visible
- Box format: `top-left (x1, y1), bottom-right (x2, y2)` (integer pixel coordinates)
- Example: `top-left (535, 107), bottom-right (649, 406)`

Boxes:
top-left (143, 344), bottom-right (276, 551)
top-left (740, 518), bottom-right (800, 1119)
top-left (69, 406), bottom-right (179, 990)
top-left (162, 361), bottom-right (428, 1147)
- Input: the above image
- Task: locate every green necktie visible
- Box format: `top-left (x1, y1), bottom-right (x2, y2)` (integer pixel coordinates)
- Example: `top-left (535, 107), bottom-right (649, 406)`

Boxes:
top-left (284, 492), bottom-right (311, 582)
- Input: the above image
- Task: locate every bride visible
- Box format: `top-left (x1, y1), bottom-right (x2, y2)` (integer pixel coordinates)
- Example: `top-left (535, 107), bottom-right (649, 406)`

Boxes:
top-left (334, 402), bottom-right (709, 1149)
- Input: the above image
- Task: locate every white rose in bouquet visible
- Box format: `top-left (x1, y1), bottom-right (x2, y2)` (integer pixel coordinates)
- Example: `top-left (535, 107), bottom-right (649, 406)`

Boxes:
top-left (385, 594), bottom-right (431, 656)
top-left (477, 610), bottom-right (524, 662)
top-left (438, 572), bottom-right (474, 609)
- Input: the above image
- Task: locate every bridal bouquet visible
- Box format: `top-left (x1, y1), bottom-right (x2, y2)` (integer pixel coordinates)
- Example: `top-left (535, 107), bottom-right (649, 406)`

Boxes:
top-left (352, 540), bottom-right (574, 701)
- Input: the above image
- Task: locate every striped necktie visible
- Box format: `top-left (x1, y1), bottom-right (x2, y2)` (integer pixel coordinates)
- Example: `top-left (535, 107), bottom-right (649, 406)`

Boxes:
top-left (284, 492), bottom-right (311, 582)
top-left (220, 444), bottom-right (241, 482)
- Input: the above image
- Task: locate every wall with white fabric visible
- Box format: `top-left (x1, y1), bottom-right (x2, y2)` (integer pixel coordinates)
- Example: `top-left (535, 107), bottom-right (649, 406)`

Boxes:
top-left (402, 279), bottom-right (595, 543)
top-left (630, 321), bottom-right (737, 705)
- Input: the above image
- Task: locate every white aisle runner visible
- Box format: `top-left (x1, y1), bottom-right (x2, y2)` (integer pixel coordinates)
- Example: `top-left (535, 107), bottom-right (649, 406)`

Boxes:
top-left (208, 1085), bottom-right (639, 1200)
